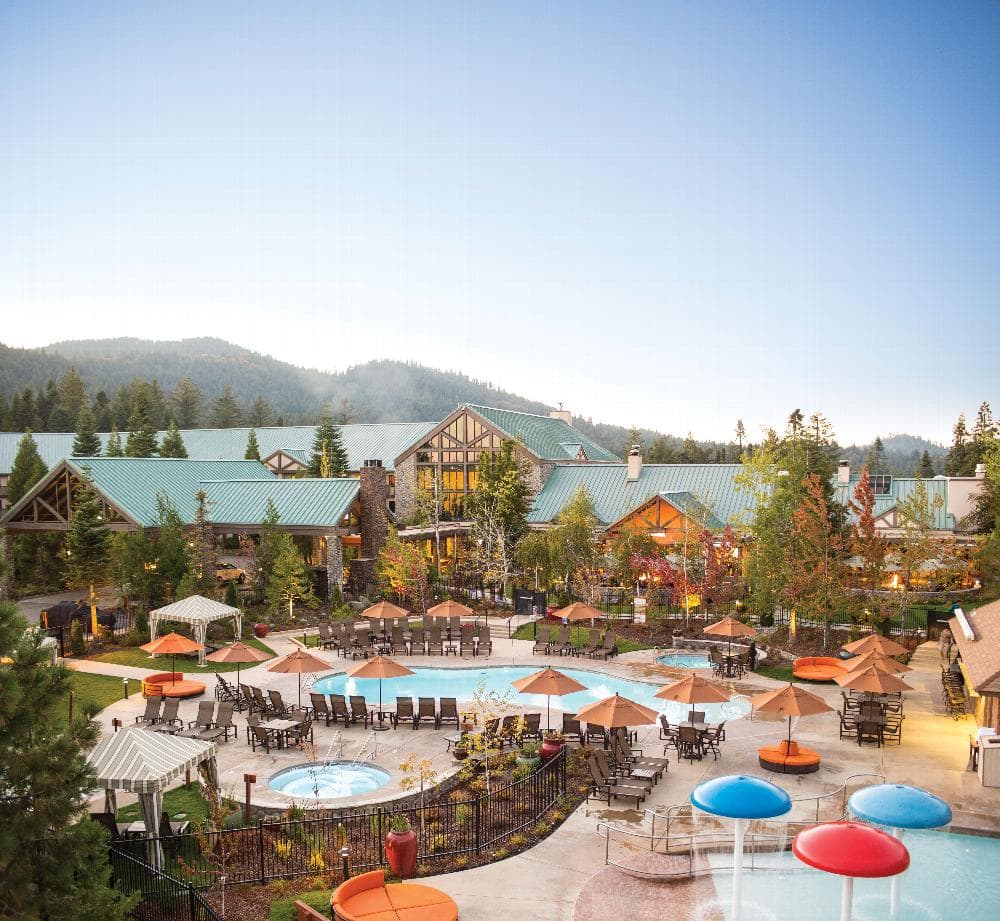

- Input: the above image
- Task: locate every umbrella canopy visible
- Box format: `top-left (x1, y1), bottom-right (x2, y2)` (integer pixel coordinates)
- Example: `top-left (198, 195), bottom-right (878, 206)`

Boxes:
top-left (553, 601), bottom-right (605, 622)
top-left (835, 666), bottom-right (912, 694)
top-left (575, 693), bottom-right (658, 729)
top-left (268, 649), bottom-right (331, 707)
top-left (426, 600), bottom-right (474, 619)
top-left (360, 601), bottom-right (410, 620)
top-left (512, 667), bottom-right (588, 731)
top-left (205, 641), bottom-right (271, 687)
top-left (703, 617), bottom-right (756, 640)
top-left (842, 634), bottom-right (908, 657)
top-left (845, 651), bottom-right (911, 675)
top-left (348, 655), bottom-right (414, 723)
top-left (140, 632), bottom-right (204, 685)
top-left (751, 682), bottom-right (832, 745)
top-left (657, 675), bottom-right (731, 721)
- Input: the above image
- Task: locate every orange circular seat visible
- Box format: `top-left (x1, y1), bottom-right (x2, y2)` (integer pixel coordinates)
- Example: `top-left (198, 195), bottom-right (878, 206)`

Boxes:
top-left (758, 739), bottom-right (821, 774)
top-left (142, 672), bottom-right (206, 699)
top-left (792, 656), bottom-right (847, 682)
top-left (332, 870), bottom-right (458, 921)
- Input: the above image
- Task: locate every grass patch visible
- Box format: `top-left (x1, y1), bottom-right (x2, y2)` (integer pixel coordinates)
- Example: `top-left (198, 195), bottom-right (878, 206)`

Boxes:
top-left (46, 671), bottom-right (141, 725)
top-left (267, 889), bottom-right (330, 921)
top-left (92, 635), bottom-right (275, 672)
top-left (513, 622), bottom-right (651, 653)
top-left (754, 662), bottom-right (794, 682)
top-left (117, 784), bottom-right (211, 824)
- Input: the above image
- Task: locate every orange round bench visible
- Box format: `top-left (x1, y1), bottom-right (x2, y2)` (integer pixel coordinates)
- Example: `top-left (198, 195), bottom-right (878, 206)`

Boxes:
top-left (142, 672), bottom-right (206, 699)
top-left (758, 739), bottom-right (821, 774)
top-left (792, 656), bottom-right (847, 682)
top-left (332, 870), bottom-right (458, 921)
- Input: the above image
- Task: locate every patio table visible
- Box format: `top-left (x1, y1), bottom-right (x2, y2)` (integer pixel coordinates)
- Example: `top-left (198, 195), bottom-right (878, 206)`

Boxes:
top-left (261, 717), bottom-right (300, 748)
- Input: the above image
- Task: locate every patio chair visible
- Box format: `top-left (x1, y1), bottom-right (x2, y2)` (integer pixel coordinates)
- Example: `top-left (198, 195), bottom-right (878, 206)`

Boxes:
top-left (581, 629), bottom-right (601, 658)
top-left (268, 689), bottom-right (291, 718)
top-left (561, 713), bottom-right (582, 743)
top-left (594, 633), bottom-right (617, 660)
top-left (426, 634), bottom-right (443, 656)
top-left (477, 623), bottom-right (492, 657)
top-left (585, 753), bottom-right (646, 807)
top-left (689, 710), bottom-right (706, 725)
top-left (439, 698), bottom-right (461, 729)
top-left (422, 614), bottom-right (434, 632)
top-left (837, 709), bottom-right (858, 740)
top-left (409, 625), bottom-right (425, 655)
top-left (349, 695), bottom-right (372, 728)
top-left (676, 726), bottom-right (703, 762)
top-left (555, 626), bottom-right (574, 656)
top-left (658, 715), bottom-right (675, 740)
top-left (317, 621), bottom-right (338, 650)
top-left (202, 702), bottom-right (236, 742)
top-left (158, 698), bottom-right (181, 727)
top-left (286, 714), bottom-right (314, 747)
top-left (532, 628), bottom-right (553, 655)
top-left (332, 694), bottom-right (353, 726)
top-left (311, 692), bottom-right (333, 726)
top-left (518, 712), bottom-right (542, 743)
top-left (498, 714), bottom-right (520, 747)
top-left (483, 717), bottom-right (501, 745)
top-left (611, 729), bottom-right (668, 774)
top-left (709, 647), bottom-right (726, 678)
top-left (858, 720), bottom-right (883, 747)
top-left (584, 722), bottom-right (607, 747)
top-left (391, 625), bottom-right (407, 655)
top-left (214, 673), bottom-right (239, 703)
top-left (459, 631), bottom-right (476, 657)
top-left (882, 717), bottom-right (902, 746)
top-left (394, 697), bottom-right (416, 729)
top-left (177, 700), bottom-right (216, 737)
top-left (158, 810), bottom-right (191, 838)
top-left (700, 724), bottom-right (725, 761)
top-left (240, 684), bottom-right (256, 712)
top-left (249, 723), bottom-right (277, 753)
top-left (594, 747), bottom-right (654, 790)
top-left (347, 628), bottom-right (367, 659)
top-left (415, 697), bottom-right (439, 729)
top-left (135, 696), bottom-right (163, 725)
top-left (252, 687), bottom-right (275, 715)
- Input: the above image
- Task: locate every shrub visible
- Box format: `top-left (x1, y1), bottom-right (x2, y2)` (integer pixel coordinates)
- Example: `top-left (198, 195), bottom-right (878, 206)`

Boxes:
top-left (431, 834), bottom-right (448, 853)
top-left (69, 620), bottom-right (86, 656)
top-left (454, 804), bottom-right (471, 826)
top-left (508, 834), bottom-right (527, 848)
top-left (135, 608), bottom-right (149, 636)
top-left (493, 847), bottom-right (509, 860)
top-left (454, 855), bottom-right (469, 869)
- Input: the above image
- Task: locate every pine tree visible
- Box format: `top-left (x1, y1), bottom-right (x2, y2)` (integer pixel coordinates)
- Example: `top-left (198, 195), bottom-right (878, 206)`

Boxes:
top-left (945, 414), bottom-right (969, 476)
top-left (104, 425), bottom-right (124, 457)
top-left (210, 386), bottom-right (243, 427)
top-left (185, 490), bottom-right (217, 594)
top-left (248, 396), bottom-right (273, 427)
top-left (58, 368), bottom-right (88, 420)
top-left (64, 473), bottom-right (112, 590)
top-left (257, 498), bottom-right (283, 589)
top-left (307, 406), bottom-right (348, 477)
top-left (124, 391), bottom-right (158, 458)
top-left (265, 533), bottom-right (318, 619)
top-left (169, 377), bottom-right (203, 428)
top-left (158, 419), bottom-right (188, 458)
top-left (8, 432), bottom-right (48, 505)
top-left (245, 428), bottom-right (261, 461)
top-left (919, 450), bottom-right (935, 478)
top-left (72, 406), bottom-right (102, 457)
top-left (866, 436), bottom-right (885, 474)
top-left (735, 419), bottom-right (746, 453)
top-left (623, 426), bottom-right (642, 459)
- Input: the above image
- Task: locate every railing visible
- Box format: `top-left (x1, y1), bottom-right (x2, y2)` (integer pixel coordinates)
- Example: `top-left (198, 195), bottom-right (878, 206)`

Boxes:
top-left (108, 845), bottom-right (222, 921)
top-left (110, 750), bottom-right (567, 894)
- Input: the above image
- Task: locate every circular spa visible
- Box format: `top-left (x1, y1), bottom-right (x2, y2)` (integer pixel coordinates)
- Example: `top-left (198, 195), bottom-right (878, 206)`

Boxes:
top-left (313, 665), bottom-right (752, 725)
top-left (268, 761), bottom-right (391, 800)
top-left (656, 651), bottom-right (711, 669)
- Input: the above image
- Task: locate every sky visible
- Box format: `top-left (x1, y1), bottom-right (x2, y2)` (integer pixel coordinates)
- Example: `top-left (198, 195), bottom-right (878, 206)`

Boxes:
top-left (1, 2), bottom-right (998, 445)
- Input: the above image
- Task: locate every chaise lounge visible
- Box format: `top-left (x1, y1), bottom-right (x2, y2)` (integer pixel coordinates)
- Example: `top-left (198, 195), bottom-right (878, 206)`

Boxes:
top-left (791, 657), bottom-right (847, 682)
top-left (331, 869), bottom-right (458, 921)
top-left (757, 739), bottom-right (821, 774)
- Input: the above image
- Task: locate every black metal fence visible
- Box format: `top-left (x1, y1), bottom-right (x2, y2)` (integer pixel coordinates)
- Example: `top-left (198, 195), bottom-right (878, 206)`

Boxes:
top-left (108, 846), bottom-right (222, 921)
top-left (110, 750), bottom-right (567, 898)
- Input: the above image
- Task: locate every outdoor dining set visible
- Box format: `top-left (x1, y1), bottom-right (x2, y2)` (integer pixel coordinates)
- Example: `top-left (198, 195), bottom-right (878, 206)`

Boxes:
top-left (838, 691), bottom-right (904, 746)
top-left (317, 616), bottom-right (492, 659)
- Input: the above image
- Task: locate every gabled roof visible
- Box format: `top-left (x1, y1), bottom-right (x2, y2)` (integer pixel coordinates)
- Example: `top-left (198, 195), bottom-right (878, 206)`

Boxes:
top-left (832, 476), bottom-right (953, 530)
top-left (949, 600), bottom-right (1000, 695)
top-left (201, 477), bottom-right (359, 528)
top-left (528, 464), bottom-right (754, 526)
top-left (462, 405), bottom-right (620, 462)
top-left (88, 727), bottom-right (216, 793)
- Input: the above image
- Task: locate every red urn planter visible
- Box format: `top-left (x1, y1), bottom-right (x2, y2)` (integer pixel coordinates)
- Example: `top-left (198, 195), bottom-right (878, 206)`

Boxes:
top-left (384, 827), bottom-right (418, 879)
top-left (539, 738), bottom-right (565, 762)
top-left (253, 623), bottom-right (269, 638)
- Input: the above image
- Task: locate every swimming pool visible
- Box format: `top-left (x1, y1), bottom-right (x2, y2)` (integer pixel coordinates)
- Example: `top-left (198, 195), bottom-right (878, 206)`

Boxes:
top-left (657, 652), bottom-right (711, 669)
top-left (268, 762), bottom-right (390, 799)
top-left (707, 828), bottom-right (1000, 920)
top-left (312, 665), bottom-right (751, 724)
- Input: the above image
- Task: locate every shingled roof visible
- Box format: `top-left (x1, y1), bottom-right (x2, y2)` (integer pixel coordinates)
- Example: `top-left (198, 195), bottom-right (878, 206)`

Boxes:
top-left (950, 599), bottom-right (1000, 695)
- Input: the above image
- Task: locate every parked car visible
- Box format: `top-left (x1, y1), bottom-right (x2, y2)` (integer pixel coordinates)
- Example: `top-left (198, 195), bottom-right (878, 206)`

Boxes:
top-left (214, 563), bottom-right (246, 584)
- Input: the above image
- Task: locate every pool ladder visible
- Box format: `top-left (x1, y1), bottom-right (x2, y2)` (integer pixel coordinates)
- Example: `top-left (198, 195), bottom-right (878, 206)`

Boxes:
top-left (323, 731), bottom-right (344, 765)
top-left (351, 731), bottom-right (379, 765)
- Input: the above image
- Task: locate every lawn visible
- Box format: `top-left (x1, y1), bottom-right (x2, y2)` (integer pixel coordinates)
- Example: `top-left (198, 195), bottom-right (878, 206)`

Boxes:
top-left (268, 889), bottom-right (330, 921)
top-left (47, 671), bottom-right (141, 725)
top-left (512, 621), bottom-right (651, 654)
top-left (92, 635), bottom-right (275, 672)
top-left (117, 783), bottom-right (211, 824)
top-left (754, 662), bottom-right (794, 682)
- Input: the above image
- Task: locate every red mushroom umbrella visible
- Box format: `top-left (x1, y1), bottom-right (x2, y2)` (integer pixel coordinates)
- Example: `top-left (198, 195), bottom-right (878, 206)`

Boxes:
top-left (793, 821), bottom-right (910, 921)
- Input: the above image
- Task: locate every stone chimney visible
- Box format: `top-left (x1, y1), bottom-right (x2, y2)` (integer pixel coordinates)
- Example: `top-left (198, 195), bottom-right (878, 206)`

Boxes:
top-left (626, 445), bottom-right (642, 482)
top-left (838, 460), bottom-right (851, 485)
top-left (549, 402), bottom-right (572, 426)
top-left (349, 460), bottom-right (389, 592)
top-left (976, 463), bottom-right (987, 479)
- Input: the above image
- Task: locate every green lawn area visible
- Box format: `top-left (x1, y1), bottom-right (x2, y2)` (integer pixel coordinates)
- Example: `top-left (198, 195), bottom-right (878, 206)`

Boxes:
top-left (512, 621), bottom-right (651, 654)
top-left (268, 889), bottom-right (330, 921)
top-left (117, 784), bottom-right (211, 824)
top-left (46, 671), bottom-right (141, 725)
top-left (92, 635), bottom-right (275, 672)
top-left (754, 662), bottom-right (794, 682)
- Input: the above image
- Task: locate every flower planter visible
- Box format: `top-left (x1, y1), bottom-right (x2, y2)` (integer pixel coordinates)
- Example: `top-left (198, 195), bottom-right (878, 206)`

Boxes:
top-left (516, 755), bottom-right (541, 770)
top-left (384, 827), bottom-right (418, 879)
top-left (539, 738), bottom-right (565, 762)
top-left (452, 746), bottom-right (469, 761)
top-left (253, 623), bottom-right (270, 638)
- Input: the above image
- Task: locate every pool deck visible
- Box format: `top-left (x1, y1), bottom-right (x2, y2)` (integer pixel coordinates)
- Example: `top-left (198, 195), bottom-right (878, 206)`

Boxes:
top-left (75, 627), bottom-right (1000, 920)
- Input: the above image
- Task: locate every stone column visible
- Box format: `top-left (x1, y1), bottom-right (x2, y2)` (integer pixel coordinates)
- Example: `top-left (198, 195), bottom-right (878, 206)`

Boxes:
top-left (359, 460), bottom-right (389, 559)
top-left (326, 534), bottom-right (344, 589)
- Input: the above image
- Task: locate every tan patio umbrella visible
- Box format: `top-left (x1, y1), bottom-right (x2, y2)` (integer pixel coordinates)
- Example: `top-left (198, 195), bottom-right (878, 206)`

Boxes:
top-left (752, 683), bottom-right (832, 746)
top-left (360, 600), bottom-right (410, 620)
top-left (347, 655), bottom-right (414, 730)
top-left (427, 600), bottom-right (474, 619)
top-left (842, 634), bottom-right (908, 657)
top-left (553, 601), bottom-right (605, 646)
top-left (703, 616), bottom-right (756, 655)
top-left (844, 651), bottom-right (911, 675)
top-left (511, 667), bottom-right (587, 731)
top-left (656, 674), bottom-right (731, 721)
top-left (835, 666), bottom-right (913, 696)
top-left (140, 632), bottom-right (204, 685)
top-left (268, 649), bottom-right (331, 708)
top-left (575, 693), bottom-right (658, 729)
top-left (205, 641), bottom-right (271, 688)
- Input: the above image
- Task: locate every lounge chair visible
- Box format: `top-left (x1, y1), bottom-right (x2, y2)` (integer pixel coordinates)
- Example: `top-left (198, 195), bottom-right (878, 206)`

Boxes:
top-left (483, 717), bottom-right (501, 745)
top-left (561, 713), bottom-right (582, 743)
top-left (460, 630), bottom-right (476, 657)
top-left (581, 629), bottom-right (601, 658)
top-left (391, 625), bottom-right (407, 655)
top-left (498, 715), bottom-right (519, 747)
top-left (439, 698), bottom-right (461, 729)
top-left (135, 695), bottom-right (163, 725)
top-left (555, 626), bottom-right (573, 656)
top-left (409, 626), bottom-right (425, 655)
top-left (415, 697), bottom-right (439, 729)
top-left (200, 701), bottom-right (235, 742)
top-left (393, 697), bottom-right (416, 729)
top-left (585, 753), bottom-right (646, 807)
top-left (594, 633), bottom-right (617, 660)
top-left (252, 687), bottom-right (275, 715)
top-left (584, 721), bottom-right (606, 747)
top-left (532, 628), bottom-right (553, 655)
top-left (594, 748), bottom-right (654, 790)
top-left (268, 689), bottom-right (291, 718)
top-left (518, 713), bottom-right (542, 742)
top-left (317, 622), bottom-right (338, 650)
top-left (476, 623), bottom-right (492, 657)
top-left (214, 673), bottom-right (239, 703)
top-left (311, 692), bottom-right (333, 726)
top-left (152, 697), bottom-right (181, 728)
top-left (178, 700), bottom-right (216, 737)
top-left (240, 684), bottom-right (256, 712)
top-left (611, 729), bottom-right (668, 774)
top-left (332, 694), bottom-right (353, 725)
top-left (349, 695), bottom-right (372, 728)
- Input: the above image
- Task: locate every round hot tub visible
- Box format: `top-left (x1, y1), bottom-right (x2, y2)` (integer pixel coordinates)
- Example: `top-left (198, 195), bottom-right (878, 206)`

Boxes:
top-left (268, 761), bottom-right (390, 800)
top-left (656, 652), bottom-right (711, 669)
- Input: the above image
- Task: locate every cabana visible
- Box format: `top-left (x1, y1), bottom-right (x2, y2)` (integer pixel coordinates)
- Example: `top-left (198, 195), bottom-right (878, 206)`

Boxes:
top-left (87, 727), bottom-right (219, 868)
top-left (149, 595), bottom-right (243, 666)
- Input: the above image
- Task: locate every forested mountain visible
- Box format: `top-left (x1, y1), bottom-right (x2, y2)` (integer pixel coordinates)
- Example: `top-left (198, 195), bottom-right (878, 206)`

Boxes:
top-left (0, 338), bottom-right (951, 471)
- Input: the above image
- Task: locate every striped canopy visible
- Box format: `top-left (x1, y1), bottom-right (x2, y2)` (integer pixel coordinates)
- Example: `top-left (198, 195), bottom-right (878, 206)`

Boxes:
top-left (148, 594), bottom-right (243, 665)
top-left (88, 727), bottom-right (217, 794)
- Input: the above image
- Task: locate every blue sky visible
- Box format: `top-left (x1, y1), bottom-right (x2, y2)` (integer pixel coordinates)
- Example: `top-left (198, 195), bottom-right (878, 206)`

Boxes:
top-left (1, 1), bottom-right (997, 444)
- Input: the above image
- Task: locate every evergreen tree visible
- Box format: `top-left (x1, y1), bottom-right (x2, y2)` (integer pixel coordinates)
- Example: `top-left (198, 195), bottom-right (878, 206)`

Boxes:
top-left (64, 473), bottom-right (112, 590)
top-left (248, 396), bottom-right (273, 427)
top-left (158, 419), bottom-right (188, 458)
top-left (169, 377), bottom-right (203, 428)
top-left (245, 428), bottom-right (261, 461)
top-left (678, 433), bottom-right (704, 463)
top-left (58, 368), bottom-right (88, 421)
top-left (623, 426), bottom-right (642, 459)
top-left (735, 419), bottom-right (746, 452)
top-left (919, 450), bottom-right (935, 478)
top-left (72, 406), bottom-right (102, 456)
top-left (185, 490), bottom-right (217, 594)
top-left (104, 425), bottom-right (124, 457)
top-left (38, 379), bottom-right (60, 429)
top-left (945, 414), bottom-right (970, 476)
top-left (647, 435), bottom-right (675, 464)
top-left (124, 391), bottom-right (158, 458)
top-left (8, 432), bottom-right (48, 505)
top-left (93, 391), bottom-right (113, 431)
top-left (210, 385), bottom-right (243, 427)
top-left (307, 406), bottom-right (348, 477)
top-left (257, 498), bottom-right (283, 589)
top-left (154, 495), bottom-right (189, 598)
top-left (866, 436), bottom-right (885, 474)
top-left (265, 533), bottom-right (318, 618)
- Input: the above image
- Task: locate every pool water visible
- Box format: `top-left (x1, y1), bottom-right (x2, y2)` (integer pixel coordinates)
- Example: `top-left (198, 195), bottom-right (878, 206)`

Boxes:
top-left (312, 665), bottom-right (751, 725)
top-left (657, 652), bottom-right (711, 669)
top-left (708, 829), bottom-right (1000, 920)
top-left (269, 761), bottom-right (390, 799)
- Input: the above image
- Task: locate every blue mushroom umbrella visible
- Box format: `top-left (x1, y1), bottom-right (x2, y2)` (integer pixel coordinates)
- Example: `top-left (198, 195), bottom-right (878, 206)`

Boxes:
top-left (691, 775), bottom-right (792, 921)
top-left (849, 783), bottom-right (952, 917)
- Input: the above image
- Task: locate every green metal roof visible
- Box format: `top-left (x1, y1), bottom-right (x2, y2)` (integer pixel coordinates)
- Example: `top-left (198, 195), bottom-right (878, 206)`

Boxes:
top-left (0, 422), bottom-right (436, 474)
top-left (201, 478), bottom-right (359, 528)
top-left (464, 405), bottom-right (620, 462)
top-left (528, 464), bottom-right (754, 526)
top-left (65, 457), bottom-right (274, 527)
top-left (832, 476), bottom-right (953, 530)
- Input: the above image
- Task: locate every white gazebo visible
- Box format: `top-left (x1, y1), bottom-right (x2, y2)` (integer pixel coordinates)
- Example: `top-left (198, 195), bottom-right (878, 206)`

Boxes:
top-left (88, 727), bottom-right (219, 868)
top-left (149, 595), bottom-right (243, 666)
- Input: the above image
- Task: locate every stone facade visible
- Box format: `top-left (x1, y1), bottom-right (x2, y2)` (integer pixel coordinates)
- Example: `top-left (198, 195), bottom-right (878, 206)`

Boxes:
top-left (325, 533), bottom-right (344, 589)
top-left (359, 461), bottom-right (389, 558)
top-left (393, 453), bottom-right (418, 523)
